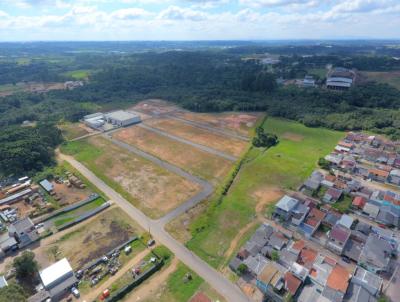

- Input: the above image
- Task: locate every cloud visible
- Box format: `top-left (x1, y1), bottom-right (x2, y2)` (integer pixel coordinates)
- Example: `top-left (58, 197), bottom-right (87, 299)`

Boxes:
top-left (158, 6), bottom-right (208, 21)
top-left (111, 7), bottom-right (153, 20)
top-left (239, 0), bottom-right (320, 8)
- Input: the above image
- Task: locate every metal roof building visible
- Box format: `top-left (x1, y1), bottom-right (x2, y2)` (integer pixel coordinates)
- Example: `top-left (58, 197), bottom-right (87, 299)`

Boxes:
top-left (104, 110), bottom-right (141, 127)
top-left (40, 258), bottom-right (75, 289)
top-left (39, 179), bottom-right (53, 193)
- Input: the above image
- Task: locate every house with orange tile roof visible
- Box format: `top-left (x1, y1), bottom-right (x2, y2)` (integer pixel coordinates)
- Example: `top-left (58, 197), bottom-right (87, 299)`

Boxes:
top-left (322, 265), bottom-right (351, 302)
top-left (284, 272), bottom-right (302, 297)
top-left (368, 168), bottom-right (389, 183)
top-left (189, 292), bottom-right (212, 302)
top-left (297, 247), bottom-right (318, 269)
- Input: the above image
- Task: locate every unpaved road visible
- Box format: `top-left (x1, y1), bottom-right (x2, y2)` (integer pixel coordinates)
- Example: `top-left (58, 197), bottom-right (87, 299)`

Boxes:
top-left (59, 153), bottom-right (250, 302)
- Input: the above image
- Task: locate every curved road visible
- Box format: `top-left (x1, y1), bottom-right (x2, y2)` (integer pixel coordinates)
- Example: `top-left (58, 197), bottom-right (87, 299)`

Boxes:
top-left (138, 123), bottom-right (237, 162)
top-left (59, 153), bottom-right (250, 302)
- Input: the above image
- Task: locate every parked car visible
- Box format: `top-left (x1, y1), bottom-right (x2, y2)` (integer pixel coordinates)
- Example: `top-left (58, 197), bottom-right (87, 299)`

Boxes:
top-left (147, 239), bottom-right (155, 247)
top-left (71, 287), bottom-right (80, 298)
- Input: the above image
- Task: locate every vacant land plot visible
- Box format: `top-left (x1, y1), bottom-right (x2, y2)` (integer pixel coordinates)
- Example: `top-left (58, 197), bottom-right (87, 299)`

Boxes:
top-left (61, 136), bottom-right (201, 218)
top-left (132, 99), bottom-right (181, 115)
top-left (58, 122), bottom-right (93, 140)
top-left (0, 82), bottom-right (64, 97)
top-left (45, 207), bottom-right (142, 269)
top-left (362, 71), bottom-right (400, 89)
top-left (52, 181), bottom-right (93, 206)
top-left (174, 111), bottom-right (262, 137)
top-left (62, 69), bottom-right (91, 80)
top-left (113, 127), bottom-right (233, 183)
top-left (144, 118), bottom-right (249, 157)
top-left (181, 118), bottom-right (344, 268)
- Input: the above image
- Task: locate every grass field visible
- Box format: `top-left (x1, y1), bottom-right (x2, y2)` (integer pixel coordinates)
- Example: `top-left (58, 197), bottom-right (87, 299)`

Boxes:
top-left (113, 126), bottom-right (233, 183)
top-left (307, 68), bottom-right (328, 78)
top-left (61, 136), bottom-right (201, 218)
top-left (144, 117), bottom-right (249, 157)
top-left (58, 122), bottom-right (90, 140)
top-left (62, 69), bottom-right (92, 80)
top-left (181, 118), bottom-right (344, 268)
top-left (45, 207), bottom-right (144, 269)
top-left (362, 71), bottom-right (400, 89)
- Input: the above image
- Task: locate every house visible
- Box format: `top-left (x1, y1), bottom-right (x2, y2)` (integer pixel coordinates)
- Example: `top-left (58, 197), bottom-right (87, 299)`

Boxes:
top-left (274, 195), bottom-right (299, 220)
top-left (39, 179), bottom-right (54, 193)
top-left (388, 169), bottom-right (400, 186)
top-left (376, 204), bottom-right (400, 228)
top-left (287, 240), bottom-right (305, 257)
top-left (325, 153), bottom-right (343, 166)
top-left (303, 171), bottom-right (324, 192)
top-left (302, 75), bottom-right (316, 88)
top-left (39, 258), bottom-right (77, 300)
top-left (323, 188), bottom-right (343, 203)
top-left (352, 196), bottom-right (367, 210)
top-left (358, 234), bottom-right (394, 273)
top-left (284, 272), bottom-right (302, 297)
top-left (337, 214), bottom-right (354, 229)
top-left (322, 210), bottom-right (342, 228)
top-left (290, 262), bottom-right (308, 281)
top-left (327, 224), bottom-right (351, 255)
top-left (0, 233), bottom-right (18, 256)
top-left (268, 232), bottom-right (288, 251)
top-left (343, 238), bottom-right (363, 262)
top-left (249, 224), bottom-right (274, 247)
top-left (297, 247), bottom-right (318, 269)
top-left (278, 248), bottom-right (298, 269)
top-left (256, 262), bottom-right (285, 297)
top-left (362, 202), bottom-right (380, 219)
top-left (368, 169), bottom-right (389, 183)
top-left (322, 265), bottom-right (351, 302)
top-left (299, 207), bottom-right (326, 237)
top-left (309, 255), bottom-right (336, 290)
top-left (8, 217), bottom-right (38, 248)
top-left (290, 203), bottom-right (310, 226)
top-left (0, 275), bottom-right (7, 288)
top-left (351, 266), bottom-right (383, 297)
top-left (244, 254), bottom-right (269, 276)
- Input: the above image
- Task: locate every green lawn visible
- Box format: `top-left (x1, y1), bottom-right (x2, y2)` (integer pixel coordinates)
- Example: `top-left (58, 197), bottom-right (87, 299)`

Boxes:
top-left (185, 118), bottom-right (344, 268)
top-left (307, 68), bottom-right (327, 78)
top-left (62, 69), bottom-right (92, 80)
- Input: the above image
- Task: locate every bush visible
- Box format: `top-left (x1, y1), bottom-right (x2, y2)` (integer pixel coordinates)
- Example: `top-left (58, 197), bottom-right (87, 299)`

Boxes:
top-left (252, 126), bottom-right (278, 148)
top-left (318, 157), bottom-right (330, 170)
top-left (237, 263), bottom-right (248, 275)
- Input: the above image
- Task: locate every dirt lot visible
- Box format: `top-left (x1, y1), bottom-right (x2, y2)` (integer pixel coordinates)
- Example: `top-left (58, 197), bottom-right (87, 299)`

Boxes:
top-left (58, 122), bottom-right (93, 140)
top-left (113, 127), bottom-right (233, 183)
top-left (173, 111), bottom-right (262, 137)
top-left (131, 99), bottom-right (181, 116)
top-left (88, 136), bottom-right (201, 217)
top-left (44, 207), bottom-right (142, 269)
top-left (52, 181), bottom-right (93, 206)
top-left (144, 117), bottom-right (249, 157)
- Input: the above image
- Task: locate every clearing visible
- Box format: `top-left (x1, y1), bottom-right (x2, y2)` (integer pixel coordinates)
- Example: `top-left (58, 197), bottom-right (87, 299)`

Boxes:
top-left (61, 136), bottom-right (201, 218)
top-left (144, 117), bottom-right (249, 157)
top-left (173, 111), bottom-right (262, 137)
top-left (58, 122), bottom-right (94, 140)
top-left (173, 118), bottom-right (344, 268)
top-left (0, 82), bottom-right (64, 97)
top-left (62, 69), bottom-right (92, 80)
top-left (361, 70), bottom-right (400, 90)
top-left (131, 99), bottom-right (181, 116)
top-left (113, 126), bottom-right (233, 183)
top-left (44, 207), bottom-right (143, 269)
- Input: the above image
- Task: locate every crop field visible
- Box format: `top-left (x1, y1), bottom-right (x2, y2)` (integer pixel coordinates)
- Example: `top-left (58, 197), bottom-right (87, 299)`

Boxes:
top-left (173, 111), bottom-right (262, 137)
top-left (144, 117), bottom-right (249, 157)
top-left (62, 69), bottom-right (92, 80)
top-left (113, 126), bottom-right (233, 183)
top-left (179, 118), bottom-right (344, 268)
top-left (362, 71), bottom-right (400, 89)
top-left (44, 207), bottom-right (143, 269)
top-left (58, 122), bottom-right (92, 140)
top-left (61, 136), bottom-right (201, 218)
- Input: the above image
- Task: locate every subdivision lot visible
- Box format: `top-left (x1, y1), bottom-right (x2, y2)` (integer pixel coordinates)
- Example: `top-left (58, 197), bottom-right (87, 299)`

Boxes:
top-left (131, 99), bottom-right (181, 116)
top-left (61, 136), bottom-right (201, 218)
top-left (113, 126), bottom-right (233, 183)
top-left (173, 111), bottom-right (262, 137)
top-left (144, 117), bottom-right (249, 157)
top-left (58, 122), bottom-right (92, 140)
top-left (171, 118), bottom-right (344, 268)
top-left (44, 207), bottom-right (143, 269)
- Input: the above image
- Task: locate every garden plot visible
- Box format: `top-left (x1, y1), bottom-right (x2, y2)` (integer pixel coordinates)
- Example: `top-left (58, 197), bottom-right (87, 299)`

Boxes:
top-left (144, 117), bottom-right (249, 157)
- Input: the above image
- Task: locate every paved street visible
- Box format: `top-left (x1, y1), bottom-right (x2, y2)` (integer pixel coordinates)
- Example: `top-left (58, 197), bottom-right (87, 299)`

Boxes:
top-left (59, 153), bottom-right (250, 302)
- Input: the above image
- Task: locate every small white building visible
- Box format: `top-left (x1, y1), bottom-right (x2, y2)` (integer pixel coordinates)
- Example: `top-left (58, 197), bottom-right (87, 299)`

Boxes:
top-left (104, 110), bottom-right (141, 127)
top-left (39, 258), bottom-right (77, 299)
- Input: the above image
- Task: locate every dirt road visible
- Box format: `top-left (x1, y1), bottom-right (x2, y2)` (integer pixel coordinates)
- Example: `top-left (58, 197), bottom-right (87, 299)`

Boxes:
top-left (59, 153), bottom-right (250, 302)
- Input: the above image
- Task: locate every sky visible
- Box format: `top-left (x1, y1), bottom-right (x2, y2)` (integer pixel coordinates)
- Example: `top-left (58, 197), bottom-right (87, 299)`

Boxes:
top-left (0, 0), bottom-right (399, 41)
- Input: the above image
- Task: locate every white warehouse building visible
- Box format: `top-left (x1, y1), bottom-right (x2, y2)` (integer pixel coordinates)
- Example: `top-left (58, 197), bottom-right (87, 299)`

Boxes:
top-left (104, 110), bottom-right (141, 127)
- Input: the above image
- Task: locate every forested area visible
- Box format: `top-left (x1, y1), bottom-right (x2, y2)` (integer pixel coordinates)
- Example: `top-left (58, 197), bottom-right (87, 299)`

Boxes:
top-left (0, 43), bottom-right (400, 177)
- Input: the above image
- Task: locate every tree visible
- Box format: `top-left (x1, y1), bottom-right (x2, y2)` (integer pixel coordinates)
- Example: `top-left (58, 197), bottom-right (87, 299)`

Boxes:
top-left (13, 251), bottom-right (38, 281)
top-left (237, 263), bottom-right (248, 275)
top-left (271, 250), bottom-right (280, 261)
top-left (252, 126), bottom-right (279, 148)
top-left (0, 283), bottom-right (27, 302)
top-left (318, 157), bottom-right (330, 170)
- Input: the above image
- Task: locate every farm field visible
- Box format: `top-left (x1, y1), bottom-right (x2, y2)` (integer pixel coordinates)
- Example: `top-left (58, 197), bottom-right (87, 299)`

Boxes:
top-left (144, 117), bottom-right (249, 157)
top-left (0, 81), bottom-right (65, 97)
top-left (44, 207), bottom-right (143, 269)
top-left (62, 69), bottom-right (92, 79)
top-left (173, 118), bottom-right (344, 268)
top-left (113, 126), bottom-right (233, 183)
top-left (58, 122), bottom-right (92, 140)
top-left (173, 111), bottom-right (262, 137)
top-left (61, 136), bottom-right (201, 218)
top-left (362, 71), bottom-right (400, 89)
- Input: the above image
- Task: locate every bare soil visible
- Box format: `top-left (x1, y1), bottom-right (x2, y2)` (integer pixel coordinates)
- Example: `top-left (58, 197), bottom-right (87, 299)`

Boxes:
top-left (0, 82), bottom-right (65, 97)
top-left (52, 181), bottom-right (92, 206)
top-left (131, 99), bottom-right (181, 116)
top-left (113, 127), bottom-right (232, 183)
top-left (89, 136), bottom-right (201, 217)
top-left (281, 132), bottom-right (304, 142)
top-left (144, 117), bottom-right (249, 157)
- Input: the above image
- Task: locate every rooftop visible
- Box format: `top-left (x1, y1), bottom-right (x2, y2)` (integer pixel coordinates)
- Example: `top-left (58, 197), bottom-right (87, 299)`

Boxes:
top-left (276, 195), bottom-right (299, 212)
top-left (39, 258), bottom-right (73, 288)
top-left (105, 110), bottom-right (139, 122)
top-left (329, 224), bottom-right (351, 243)
top-left (189, 292), bottom-right (212, 302)
top-left (326, 265), bottom-right (350, 293)
top-left (284, 272), bottom-right (302, 296)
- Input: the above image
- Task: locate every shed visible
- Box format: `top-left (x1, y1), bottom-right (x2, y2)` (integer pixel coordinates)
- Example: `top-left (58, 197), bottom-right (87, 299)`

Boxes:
top-left (39, 179), bottom-right (54, 193)
top-left (40, 258), bottom-right (75, 290)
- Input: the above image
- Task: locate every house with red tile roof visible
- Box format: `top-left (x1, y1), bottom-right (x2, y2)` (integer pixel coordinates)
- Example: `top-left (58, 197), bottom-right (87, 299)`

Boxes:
top-left (322, 265), bottom-right (351, 302)
top-left (189, 292), bottom-right (212, 302)
top-left (297, 247), bottom-right (318, 269)
top-left (327, 224), bottom-right (351, 255)
top-left (284, 272), bottom-right (302, 297)
top-left (352, 196), bottom-right (366, 210)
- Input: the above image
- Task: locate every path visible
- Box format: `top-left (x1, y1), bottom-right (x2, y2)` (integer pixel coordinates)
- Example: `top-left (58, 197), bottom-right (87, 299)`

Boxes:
top-left (79, 247), bottom-right (154, 302)
top-left (124, 258), bottom-right (179, 302)
top-left (59, 153), bottom-right (250, 302)
top-left (102, 134), bottom-right (214, 224)
top-left (138, 123), bottom-right (237, 162)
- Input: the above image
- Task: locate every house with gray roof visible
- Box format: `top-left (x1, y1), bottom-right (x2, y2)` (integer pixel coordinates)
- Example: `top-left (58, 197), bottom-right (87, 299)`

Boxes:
top-left (376, 204), bottom-right (400, 228)
top-left (274, 195), bottom-right (299, 221)
top-left (352, 266), bottom-right (383, 297)
top-left (323, 187), bottom-right (343, 203)
top-left (244, 254), bottom-right (270, 277)
top-left (358, 234), bottom-right (394, 273)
